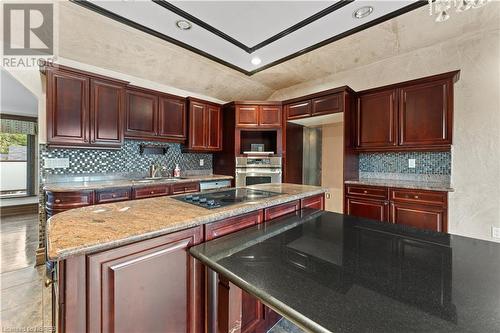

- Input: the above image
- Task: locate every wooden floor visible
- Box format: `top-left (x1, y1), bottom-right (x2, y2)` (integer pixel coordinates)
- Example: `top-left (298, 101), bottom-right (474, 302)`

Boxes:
top-left (0, 213), bottom-right (51, 330)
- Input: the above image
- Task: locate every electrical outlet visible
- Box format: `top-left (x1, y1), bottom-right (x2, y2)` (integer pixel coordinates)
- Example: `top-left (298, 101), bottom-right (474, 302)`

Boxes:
top-left (492, 226), bottom-right (500, 239)
top-left (199, 159), bottom-right (204, 166)
top-left (44, 157), bottom-right (69, 169)
top-left (408, 159), bottom-right (416, 169)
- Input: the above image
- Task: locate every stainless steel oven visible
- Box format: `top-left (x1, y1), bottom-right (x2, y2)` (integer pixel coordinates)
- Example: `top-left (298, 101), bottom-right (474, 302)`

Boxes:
top-left (235, 156), bottom-right (282, 187)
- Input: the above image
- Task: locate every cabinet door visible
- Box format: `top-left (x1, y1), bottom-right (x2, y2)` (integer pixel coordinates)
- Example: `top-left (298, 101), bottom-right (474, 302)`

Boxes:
top-left (399, 80), bottom-right (452, 147)
top-left (206, 105), bottom-right (222, 150)
top-left (90, 79), bottom-right (124, 147)
top-left (390, 202), bottom-right (446, 232)
top-left (158, 96), bottom-right (186, 141)
top-left (356, 89), bottom-right (397, 148)
top-left (311, 93), bottom-right (342, 116)
top-left (87, 226), bottom-right (203, 333)
top-left (286, 101), bottom-right (311, 120)
top-left (189, 101), bottom-right (207, 149)
top-left (259, 106), bottom-right (282, 127)
top-left (125, 89), bottom-right (157, 138)
top-left (301, 194), bottom-right (325, 210)
top-left (236, 105), bottom-right (259, 127)
top-left (345, 197), bottom-right (389, 222)
top-left (46, 70), bottom-right (90, 145)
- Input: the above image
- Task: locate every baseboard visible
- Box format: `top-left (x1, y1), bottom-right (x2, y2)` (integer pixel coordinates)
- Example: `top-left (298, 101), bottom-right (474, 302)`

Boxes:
top-left (0, 203), bottom-right (39, 217)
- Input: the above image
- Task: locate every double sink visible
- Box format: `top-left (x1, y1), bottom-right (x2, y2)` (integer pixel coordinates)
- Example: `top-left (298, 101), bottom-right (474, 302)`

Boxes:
top-left (133, 177), bottom-right (189, 184)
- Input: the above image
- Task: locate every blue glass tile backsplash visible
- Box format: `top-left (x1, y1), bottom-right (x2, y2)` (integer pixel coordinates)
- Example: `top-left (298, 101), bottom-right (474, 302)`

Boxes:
top-left (359, 152), bottom-right (451, 175)
top-left (40, 139), bottom-right (212, 176)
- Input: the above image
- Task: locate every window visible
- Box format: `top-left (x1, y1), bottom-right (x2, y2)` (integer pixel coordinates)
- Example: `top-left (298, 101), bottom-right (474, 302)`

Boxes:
top-left (0, 117), bottom-right (37, 198)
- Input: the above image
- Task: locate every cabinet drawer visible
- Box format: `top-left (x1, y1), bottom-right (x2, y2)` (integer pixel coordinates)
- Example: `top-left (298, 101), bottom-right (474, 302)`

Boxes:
top-left (133, 185), bottom-right (169, 199)
top-left (300, 194), bottom-right (325, 210)
top-left (171, 182), bottom-right (200, 195)
top-left (390, 188), bottom-right (447, 206)
top-left (264, 200), bottom-right (300, 221)
top-left (96, 188), bottom-right (131, 203)
top-left (205, 210), bottom-right (264, 241)
top-left (345, 185), bottom-right (388, 200)
top-left (46, 191), bottom-right (94, 209)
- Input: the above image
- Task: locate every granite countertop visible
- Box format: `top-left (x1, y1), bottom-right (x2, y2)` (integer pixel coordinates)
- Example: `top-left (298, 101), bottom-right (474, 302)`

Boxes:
top-left (344, 178), bottom-right (454, 192)
top-left (43, 174), bottom-right (234, 192)
top-left (190, 211), bottom-right (500, 333)
top-left (46, 183), bottom-right (327, 260)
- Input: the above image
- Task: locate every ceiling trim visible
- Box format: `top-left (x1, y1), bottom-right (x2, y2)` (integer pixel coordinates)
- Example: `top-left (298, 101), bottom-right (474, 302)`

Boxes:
top-left (153, 0), bottom-right (354, 53)
top-left (70, 0), bottom-right (427, 76)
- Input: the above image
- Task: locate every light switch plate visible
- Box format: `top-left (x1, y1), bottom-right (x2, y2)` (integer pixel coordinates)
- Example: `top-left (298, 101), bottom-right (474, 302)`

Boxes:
top-left (408, 159), bottom-right (416, 168)
top-left (44, 157), bottom-right (69, 169)
top-left (492, 226), bottom-right (500, 239)
top-left (199, 159), bottom-right (204, 166)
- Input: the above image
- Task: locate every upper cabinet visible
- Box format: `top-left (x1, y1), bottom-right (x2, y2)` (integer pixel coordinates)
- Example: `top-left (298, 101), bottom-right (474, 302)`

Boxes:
top-left (45, 65), bottom-right (126, 148)
top-left (284, 90), bottom-right (347, 121)
top-left (356, 89), bottom-right (397, 148)
top-left (125, 87), bottom-right (186, 143)
top-left (234, 102), bottom-right (282, 128)
top-left (185, 98), bottom-right (222, 152)
top-left (354, 71), bottom-right (459, 152)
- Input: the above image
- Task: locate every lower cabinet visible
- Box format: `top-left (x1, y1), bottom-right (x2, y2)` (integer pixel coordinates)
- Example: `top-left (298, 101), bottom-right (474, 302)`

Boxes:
top-left (86, 226), bottom-right (204, 333)
top-left (345, 197), bottom-right (389, 222)
top-left (345, 185), bottom-right (448, 232)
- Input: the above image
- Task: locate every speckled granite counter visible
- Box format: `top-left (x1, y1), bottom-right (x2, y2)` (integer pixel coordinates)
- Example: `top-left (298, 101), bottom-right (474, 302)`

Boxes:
top-left (190, 211), bottom-right (500, 333)
top-left (46, 183), bottom-right (327, 260)
top-left (43, 174), bottom-right (233, 192)
top-left (345, 178), bottom-right (453, 192)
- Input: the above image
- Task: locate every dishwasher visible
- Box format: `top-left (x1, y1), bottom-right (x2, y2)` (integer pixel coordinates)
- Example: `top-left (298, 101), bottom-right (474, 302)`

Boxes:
top-left (199, 179), bottom-right (231, 191)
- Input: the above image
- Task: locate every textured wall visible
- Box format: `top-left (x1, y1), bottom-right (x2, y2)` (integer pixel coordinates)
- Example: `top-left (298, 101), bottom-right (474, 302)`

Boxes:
top-left (40, 139), bottom-right (211, 176)
top-left (270, 6), bottom-right (500, 242)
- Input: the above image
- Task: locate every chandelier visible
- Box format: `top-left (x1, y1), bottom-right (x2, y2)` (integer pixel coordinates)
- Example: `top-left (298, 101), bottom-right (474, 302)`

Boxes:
top-left (428, 0), bottom-right (490, 22)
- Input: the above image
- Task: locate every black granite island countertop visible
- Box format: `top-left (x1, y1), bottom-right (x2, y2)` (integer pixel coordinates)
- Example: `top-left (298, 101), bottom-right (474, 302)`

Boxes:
top-left (190, 210), bottom-right (500, 333)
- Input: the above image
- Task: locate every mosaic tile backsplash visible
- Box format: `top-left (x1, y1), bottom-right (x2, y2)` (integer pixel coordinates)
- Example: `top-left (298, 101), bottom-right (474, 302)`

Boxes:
top-left (40, 140), bottom-right (212, 176)
top-left (359, 152), bottom-right (451, 175)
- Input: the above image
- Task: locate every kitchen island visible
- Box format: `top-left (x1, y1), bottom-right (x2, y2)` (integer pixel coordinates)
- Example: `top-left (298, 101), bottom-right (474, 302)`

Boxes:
top-left (191, 210), bottom-right (500, 333)
top-left (46, 183), bottom-right (327, 333)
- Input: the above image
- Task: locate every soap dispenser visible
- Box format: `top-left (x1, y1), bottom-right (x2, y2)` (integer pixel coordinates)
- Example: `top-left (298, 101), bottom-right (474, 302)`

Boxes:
top-left (173, 164), bottom-right (181, 178)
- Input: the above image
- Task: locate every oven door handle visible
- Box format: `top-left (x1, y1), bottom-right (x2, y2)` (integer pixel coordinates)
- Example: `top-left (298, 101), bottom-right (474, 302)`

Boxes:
top-left (236, 170), bottom-right (282, 175)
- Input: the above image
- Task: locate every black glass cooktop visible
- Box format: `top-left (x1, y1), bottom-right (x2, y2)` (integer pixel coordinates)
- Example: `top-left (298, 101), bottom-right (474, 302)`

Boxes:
top-left (174, 188), bottom-right (280, 209)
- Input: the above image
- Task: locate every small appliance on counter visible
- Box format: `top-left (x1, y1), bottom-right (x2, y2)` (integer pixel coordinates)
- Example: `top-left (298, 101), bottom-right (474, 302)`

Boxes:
top-left (173, 188), bottom-right (279, 209)
top-left (235, 156), bottom-right (282, 187)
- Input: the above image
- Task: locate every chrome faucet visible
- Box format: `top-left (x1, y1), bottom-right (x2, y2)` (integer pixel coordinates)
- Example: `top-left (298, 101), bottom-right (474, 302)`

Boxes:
top-left (148, 163), bottom-right (161, 178)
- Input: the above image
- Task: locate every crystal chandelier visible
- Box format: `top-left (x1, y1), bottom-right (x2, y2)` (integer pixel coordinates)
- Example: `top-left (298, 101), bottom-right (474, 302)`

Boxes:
top-left (428, 0), bottom-right (490, 22)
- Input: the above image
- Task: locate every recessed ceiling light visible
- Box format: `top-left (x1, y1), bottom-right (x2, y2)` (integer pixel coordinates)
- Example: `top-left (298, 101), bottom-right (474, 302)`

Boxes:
top-left (353, 6), bottom-right (374, 19)
top-left (251, 57), bottom-right (262, 66)
top-left (176, 20), bottom-right (192, 30)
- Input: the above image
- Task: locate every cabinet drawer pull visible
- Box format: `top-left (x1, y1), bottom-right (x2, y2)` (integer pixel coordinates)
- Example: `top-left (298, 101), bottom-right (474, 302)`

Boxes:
top-left (112, 194), bottom-right (117, 198)
top-left (414, 195), bottom-right (419, 199)
top-left (363, 190), bottom-right (368, 194)
top-left (54, 199), bottom-right (61, 203)
top-left (150, 191), bottom-right (155, 194)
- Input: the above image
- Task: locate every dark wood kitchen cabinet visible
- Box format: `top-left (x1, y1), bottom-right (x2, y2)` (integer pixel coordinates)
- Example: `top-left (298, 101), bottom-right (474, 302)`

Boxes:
top-left (44, 65), bottom-right (128, 148)
top-left (86, 226), bottom-right (203, 333)
top-left (286, 100), bottom-right (311, 120)
top-left (353, 71), bottom-right (459, 151)
top-left (398, 79), bottom-right (452, 147)
top-left (185, 98), bottom-right (222, 152)
top-left (356, 89), bottom-right (397, 149)
top-left (125, 88), bottom-right (188, 142)
top-left (234, 102), bottom-right (282, 128)
top-left (45, 190), bottom-right (94, 218)
top-left (344, 184), bottom-right (448, 232)
top-left (125, 88), bottom-right (158, 138)
top-left (91, 79), bottom-right (125, 146)
top-left (46, 69), bottom-right (90, 145)
top-left (158, 94), bottom-right (186, 141)
top-left (284, 90), bottom-right (346, 121)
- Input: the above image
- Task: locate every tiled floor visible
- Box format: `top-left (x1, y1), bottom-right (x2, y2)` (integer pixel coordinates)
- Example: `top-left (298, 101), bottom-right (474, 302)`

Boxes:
top-left (0, 213), bottom-right (51, 331)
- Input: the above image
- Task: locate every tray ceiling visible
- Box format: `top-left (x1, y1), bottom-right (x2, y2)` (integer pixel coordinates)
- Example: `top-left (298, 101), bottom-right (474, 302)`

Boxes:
top-left (73, 1), bottom-right (425, 75)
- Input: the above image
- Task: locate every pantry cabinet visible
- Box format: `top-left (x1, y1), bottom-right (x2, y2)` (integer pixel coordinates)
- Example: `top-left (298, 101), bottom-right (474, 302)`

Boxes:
top-left (354, 71), bottom-right (459, 152)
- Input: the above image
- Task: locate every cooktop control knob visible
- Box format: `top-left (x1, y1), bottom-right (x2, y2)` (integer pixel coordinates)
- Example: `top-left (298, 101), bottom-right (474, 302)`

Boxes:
top-left (192, 196), bottom-right (200, 201)
top-left (185, 195), bottom-right (193, 201)
top-left (199, 198), bottom-right (207, 203)
top-left (207, 200), bottom-right (216, 206)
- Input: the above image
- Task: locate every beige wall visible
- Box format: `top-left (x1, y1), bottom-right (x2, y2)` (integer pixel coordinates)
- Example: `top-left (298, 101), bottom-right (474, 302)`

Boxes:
top-left (321, 123), bottom-right (344, 213)
top-left (270, 7), bottom-right (500, 242)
